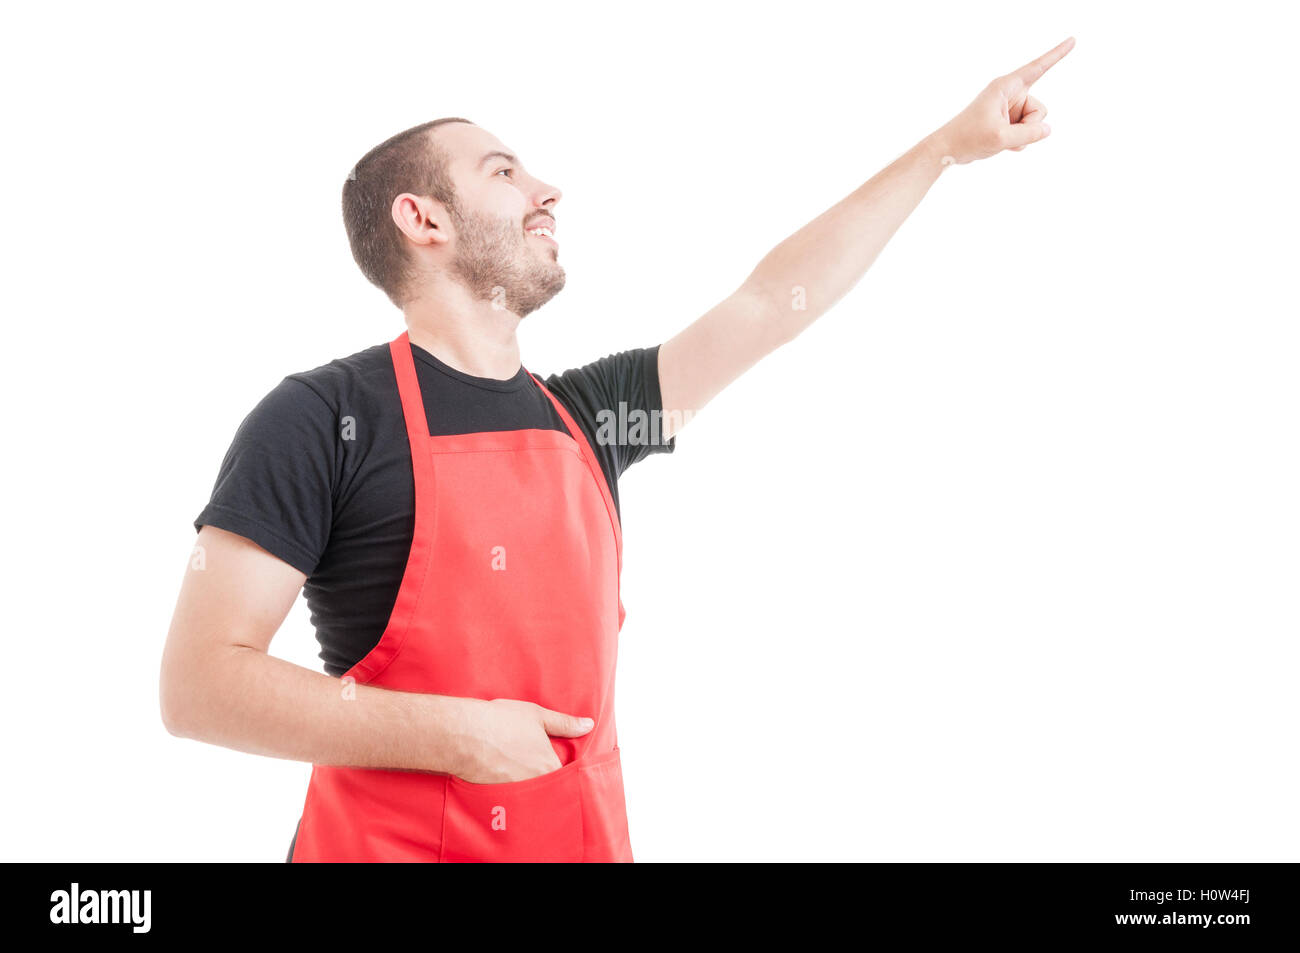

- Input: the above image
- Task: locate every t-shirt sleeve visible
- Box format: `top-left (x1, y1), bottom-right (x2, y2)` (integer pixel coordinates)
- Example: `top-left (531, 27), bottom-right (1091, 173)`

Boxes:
top-left (193, 377), bottom-right (338, 576)
top-left (543, 344), bottom-right (677, 477)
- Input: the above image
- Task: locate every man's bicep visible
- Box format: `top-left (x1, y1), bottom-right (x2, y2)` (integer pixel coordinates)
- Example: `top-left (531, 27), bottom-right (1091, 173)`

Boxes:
top-left (173, 525), bottom-right (306, 653)
top-left (658, 287), bottom-right (787, 438)
top-left (161, 526), bottom-right (305, 735)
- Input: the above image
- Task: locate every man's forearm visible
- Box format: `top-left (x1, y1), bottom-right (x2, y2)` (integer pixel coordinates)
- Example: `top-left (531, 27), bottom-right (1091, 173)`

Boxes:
top-left (162, 644), bottom-right (472, 773)
top-left (743, 132), bottom-right (952, 335)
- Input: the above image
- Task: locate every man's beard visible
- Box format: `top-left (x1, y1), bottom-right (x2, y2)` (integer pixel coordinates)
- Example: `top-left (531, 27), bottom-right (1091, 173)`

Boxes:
top-left (449, 206), bottom-right (566, 317)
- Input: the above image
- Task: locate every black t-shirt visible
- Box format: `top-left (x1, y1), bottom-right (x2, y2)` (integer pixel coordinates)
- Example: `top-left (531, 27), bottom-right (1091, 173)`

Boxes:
top-left (194, 339), bottom-right (675, 676)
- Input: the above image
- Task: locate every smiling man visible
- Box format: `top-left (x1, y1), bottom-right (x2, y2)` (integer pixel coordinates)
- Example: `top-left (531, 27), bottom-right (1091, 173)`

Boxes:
top-left (161, 38), bottom-right (1074, 862)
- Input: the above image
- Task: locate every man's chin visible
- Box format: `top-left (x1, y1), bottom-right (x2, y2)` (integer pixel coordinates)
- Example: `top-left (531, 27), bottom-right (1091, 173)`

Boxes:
top-left (538, 274), bottom-right (567, 309)
top-left (515, 269), bottom-right (566, 318)
top-left (539, 260), bottom-right (566, 293)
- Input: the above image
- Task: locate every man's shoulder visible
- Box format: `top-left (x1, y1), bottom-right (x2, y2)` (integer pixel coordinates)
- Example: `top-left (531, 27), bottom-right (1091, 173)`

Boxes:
top-left (279, 341), bottom-right (395, 409)
top-left (288, 340), bottom-right (395, 392)
top-left (226, 341), bottom-right (397, 440)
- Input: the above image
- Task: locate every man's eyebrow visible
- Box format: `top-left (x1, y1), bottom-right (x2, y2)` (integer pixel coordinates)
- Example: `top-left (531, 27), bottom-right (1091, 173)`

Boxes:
top-left (477, 150), bottom-right (518, 169)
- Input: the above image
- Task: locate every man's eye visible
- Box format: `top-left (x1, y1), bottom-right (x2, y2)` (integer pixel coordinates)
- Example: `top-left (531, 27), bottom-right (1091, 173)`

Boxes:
top-left (495, 167), bottom-right (513, 177)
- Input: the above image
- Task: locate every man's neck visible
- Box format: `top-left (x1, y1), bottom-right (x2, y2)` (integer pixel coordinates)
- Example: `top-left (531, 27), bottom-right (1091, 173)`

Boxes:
top-left (402, 278), bottom-right (523, 381)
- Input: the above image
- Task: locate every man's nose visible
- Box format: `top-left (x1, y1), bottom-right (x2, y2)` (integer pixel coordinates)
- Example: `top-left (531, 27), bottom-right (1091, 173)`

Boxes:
top-left (533, 179), bottom-right (562, 207)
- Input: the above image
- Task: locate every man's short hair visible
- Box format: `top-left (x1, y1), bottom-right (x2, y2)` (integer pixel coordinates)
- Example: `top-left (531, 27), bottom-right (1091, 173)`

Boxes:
top-left (342, 117), bottom-right (472, 308)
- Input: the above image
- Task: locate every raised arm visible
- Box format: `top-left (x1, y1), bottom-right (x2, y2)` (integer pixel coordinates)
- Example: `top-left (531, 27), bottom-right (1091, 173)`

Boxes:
top-left (658, 37), bottom-right (1075, 437)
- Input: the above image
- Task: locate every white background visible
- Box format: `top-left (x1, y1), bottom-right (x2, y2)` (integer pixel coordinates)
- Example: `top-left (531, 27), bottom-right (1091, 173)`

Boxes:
top-left (2, 0), bottom-right (1296, 862)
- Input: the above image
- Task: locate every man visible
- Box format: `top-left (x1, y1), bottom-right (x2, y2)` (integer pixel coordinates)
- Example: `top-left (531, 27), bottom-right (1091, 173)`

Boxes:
top-left (161, 38), bottom-right (1074, 862)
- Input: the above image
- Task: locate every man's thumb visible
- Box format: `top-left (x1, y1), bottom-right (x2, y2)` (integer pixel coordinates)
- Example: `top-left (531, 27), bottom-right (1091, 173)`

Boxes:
top-left (538, 707), bottom-right (595, 738)
top-left (1005, 120), bottom-right (1051, 150)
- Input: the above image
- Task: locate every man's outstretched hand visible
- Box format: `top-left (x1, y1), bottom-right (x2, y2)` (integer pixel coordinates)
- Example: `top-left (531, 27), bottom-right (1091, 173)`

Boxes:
top-left (930, 36), bottom-right (1076, 165)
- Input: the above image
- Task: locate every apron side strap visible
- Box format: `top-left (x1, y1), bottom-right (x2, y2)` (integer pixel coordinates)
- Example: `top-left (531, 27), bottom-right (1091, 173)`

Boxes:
top-left (530, 373), bottom-right (624, 566)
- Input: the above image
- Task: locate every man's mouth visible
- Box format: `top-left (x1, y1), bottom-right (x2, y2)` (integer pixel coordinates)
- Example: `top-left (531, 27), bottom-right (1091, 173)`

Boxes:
top-left (525, 218), bottom-right (558, 245)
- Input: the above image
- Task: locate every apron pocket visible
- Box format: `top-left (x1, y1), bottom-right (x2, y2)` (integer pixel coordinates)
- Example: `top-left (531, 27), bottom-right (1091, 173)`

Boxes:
top-left (578, 747), bottom-right (633, 863)
top-left (442, 761), bottom-right (584, 863)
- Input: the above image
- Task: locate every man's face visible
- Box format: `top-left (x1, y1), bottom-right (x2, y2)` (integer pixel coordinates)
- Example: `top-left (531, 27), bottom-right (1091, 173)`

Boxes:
top-left (434, 123), bottom-right (565, 317)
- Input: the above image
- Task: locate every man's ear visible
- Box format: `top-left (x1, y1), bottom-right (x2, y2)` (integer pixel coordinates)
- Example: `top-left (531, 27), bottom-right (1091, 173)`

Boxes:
top-left (391, 193), bottom-right (452, 248)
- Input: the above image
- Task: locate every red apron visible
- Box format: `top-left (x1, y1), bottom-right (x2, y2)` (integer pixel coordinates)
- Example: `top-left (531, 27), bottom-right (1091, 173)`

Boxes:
top-left (291, 331), bottom-right (632, 862)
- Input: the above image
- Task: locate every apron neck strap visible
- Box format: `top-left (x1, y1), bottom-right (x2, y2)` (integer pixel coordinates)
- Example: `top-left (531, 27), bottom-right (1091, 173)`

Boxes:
top-left (389, 331), bottom-right (431, 447)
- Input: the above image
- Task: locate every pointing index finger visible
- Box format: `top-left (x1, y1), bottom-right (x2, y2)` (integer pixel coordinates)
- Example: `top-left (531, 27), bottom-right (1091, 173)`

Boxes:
top-left (1011, 36), bottom-right (1076, 88)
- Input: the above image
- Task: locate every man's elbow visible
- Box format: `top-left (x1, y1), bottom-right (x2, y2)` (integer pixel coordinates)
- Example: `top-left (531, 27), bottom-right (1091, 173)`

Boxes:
top-left (159, 670), bottom-right (193, 738)
top-left (159, 647), bottom-right (208, 739)
top-left (734, 282), bottom-right (807, 351)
